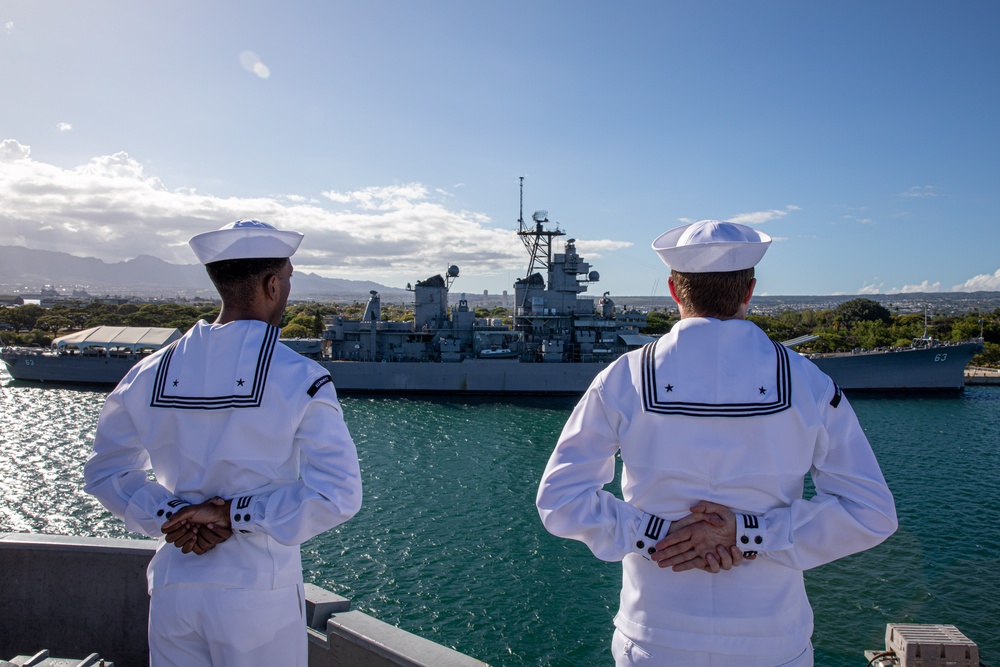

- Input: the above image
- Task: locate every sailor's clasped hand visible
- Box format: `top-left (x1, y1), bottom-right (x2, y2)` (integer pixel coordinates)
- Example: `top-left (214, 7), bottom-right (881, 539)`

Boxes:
top-left (651, 500), bottom-right (755, 573)
top-left (161, 496), bottom-right (234, 556)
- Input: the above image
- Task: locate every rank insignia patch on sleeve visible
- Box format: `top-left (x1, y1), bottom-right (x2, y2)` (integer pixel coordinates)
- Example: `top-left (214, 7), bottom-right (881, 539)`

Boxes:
top-left (308, 374), bottom-right (333, 397)
top-left (830, 383), bottom-right (843, 408)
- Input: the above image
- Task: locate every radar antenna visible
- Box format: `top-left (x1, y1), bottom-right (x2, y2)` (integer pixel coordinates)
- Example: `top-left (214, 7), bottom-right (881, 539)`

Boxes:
top-left (445, 264), bottom-right (460, 289)
top-left (517, 176), bottom-right (565, 280)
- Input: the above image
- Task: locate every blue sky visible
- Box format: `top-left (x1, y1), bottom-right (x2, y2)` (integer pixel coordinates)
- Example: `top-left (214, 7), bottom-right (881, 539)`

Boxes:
top-left (2, 1), bottom-right (998, 298)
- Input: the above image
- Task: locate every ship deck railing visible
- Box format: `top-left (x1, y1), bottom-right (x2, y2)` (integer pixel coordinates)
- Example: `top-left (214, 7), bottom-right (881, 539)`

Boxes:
top-left (0, 533), bottom-right (488, 667)
top-left (0, 348), bottom-right (62, 361)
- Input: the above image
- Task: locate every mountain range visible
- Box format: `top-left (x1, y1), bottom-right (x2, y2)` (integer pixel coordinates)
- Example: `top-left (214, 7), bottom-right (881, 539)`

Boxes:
top-left (0, 245), bottom-right (407, 299)
top-left (3, 245), bottom-right (1000, 315)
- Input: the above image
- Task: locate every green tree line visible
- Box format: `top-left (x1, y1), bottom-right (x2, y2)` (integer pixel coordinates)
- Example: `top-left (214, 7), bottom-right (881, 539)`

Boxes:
top-left (630, 298), bottom-right (998, 367)
top-left (0, 301), bottom-right (420, 345)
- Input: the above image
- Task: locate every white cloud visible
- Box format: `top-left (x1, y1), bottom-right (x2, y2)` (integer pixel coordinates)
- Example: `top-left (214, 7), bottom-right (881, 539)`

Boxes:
top-left (952, 269), bottom-right (1000, 292)
top-left (0, 139), bottom-right (30, 161)
top-left (573, 238), bottom-right (633, 258)
top-left (858, 281), bottom-right (883, 295)
top-left (726, 205), bottom-right (800, 225)
top-left (4, 21), bottom-right (12, 34)
top-left (900, 185), bottom-right (940, 198)
top-left (858, 279), bottom-right (945, 295)
top-left (239, 51), bottom-right (270, 79)
top-left (81, 151), bottom-right (163, 183)
top-left (57, 122), bottom-right (72, 132)
top-left (0, 144), bottom-right (555, 286)
top-left (842, 214), bottom-right (876, 225)
top-left (322, 184), bottom-right (430, 211)
top-left (678, 206), bottom-right (799, 227)
top-left (900, 280), bottom-right (941, 293)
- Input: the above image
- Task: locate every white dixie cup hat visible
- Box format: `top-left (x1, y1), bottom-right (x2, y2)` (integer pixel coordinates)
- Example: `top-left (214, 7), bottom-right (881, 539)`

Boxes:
top-left (188, 219), bottom-right (304, 265)
top-left (651, 220), bottom-right (771, 273)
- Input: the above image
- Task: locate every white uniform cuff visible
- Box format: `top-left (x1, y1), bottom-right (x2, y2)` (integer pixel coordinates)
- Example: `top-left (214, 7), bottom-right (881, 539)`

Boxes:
top-left (634, 513), bottom-right (669, 560)
top-left (736, 512), bottom-right (765, 557)
top-left (155, 497), bottom-right (190, 522)
top-left (230, 494), bottom-right (263, 535)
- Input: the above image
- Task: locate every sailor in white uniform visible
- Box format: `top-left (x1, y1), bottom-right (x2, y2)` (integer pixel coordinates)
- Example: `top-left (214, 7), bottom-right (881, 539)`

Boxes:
top-left (536, 221), bottom-right (897, 666)
top-left (84, 220), bottom-right (362, 667)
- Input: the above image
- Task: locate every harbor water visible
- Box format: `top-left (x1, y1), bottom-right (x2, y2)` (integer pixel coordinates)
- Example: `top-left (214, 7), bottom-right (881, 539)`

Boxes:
top-left (1, 368), bottom-right (997, 666)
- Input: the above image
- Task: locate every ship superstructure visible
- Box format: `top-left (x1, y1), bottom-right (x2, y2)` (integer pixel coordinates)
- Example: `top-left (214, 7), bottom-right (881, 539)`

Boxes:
top-left (320, 179), bottom-right (650, 375)
top-left (323, 268), bottom-right (478, 363)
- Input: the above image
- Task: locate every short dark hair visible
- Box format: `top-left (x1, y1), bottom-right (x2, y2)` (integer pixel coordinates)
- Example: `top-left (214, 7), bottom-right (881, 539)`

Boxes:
top-left (670, 267), bottom-right (755, 318)
top-left (205, 257), bottom-right (288, 310)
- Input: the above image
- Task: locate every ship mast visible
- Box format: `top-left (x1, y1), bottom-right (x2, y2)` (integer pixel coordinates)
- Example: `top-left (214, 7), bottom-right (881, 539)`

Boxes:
top-left (517, 176), bottom-right (565, 280)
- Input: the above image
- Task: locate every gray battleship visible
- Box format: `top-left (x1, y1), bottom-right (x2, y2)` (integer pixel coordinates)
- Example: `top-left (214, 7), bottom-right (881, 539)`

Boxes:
top-left (315, 295), bottom-right (982, 395)
top-left (316, 183), bottom-right (653, 393)
top-left (4, 311), bottom-right (981, 394)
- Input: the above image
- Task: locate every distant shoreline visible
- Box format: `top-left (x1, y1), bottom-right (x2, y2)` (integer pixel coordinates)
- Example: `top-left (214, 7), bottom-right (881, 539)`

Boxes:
top-left (5, 289), bottom-right (1000, 317)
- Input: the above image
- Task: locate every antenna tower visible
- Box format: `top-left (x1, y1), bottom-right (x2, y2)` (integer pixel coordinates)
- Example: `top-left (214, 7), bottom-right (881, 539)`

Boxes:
top-left (516, 177), bottom-right (565, 279)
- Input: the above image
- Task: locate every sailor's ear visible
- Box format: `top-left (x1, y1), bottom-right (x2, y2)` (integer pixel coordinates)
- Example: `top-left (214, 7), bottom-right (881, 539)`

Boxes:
top-left (667, 276), bottom-right (680, 303)
top-left (261, 272), bottom-right (279, 299)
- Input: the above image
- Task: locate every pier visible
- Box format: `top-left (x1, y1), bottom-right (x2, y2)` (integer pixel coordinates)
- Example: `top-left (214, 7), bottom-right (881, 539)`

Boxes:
top-left (965, 366), bottom-right (1000, 385)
